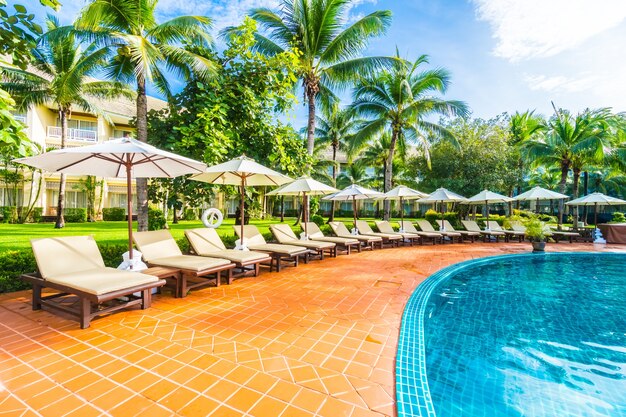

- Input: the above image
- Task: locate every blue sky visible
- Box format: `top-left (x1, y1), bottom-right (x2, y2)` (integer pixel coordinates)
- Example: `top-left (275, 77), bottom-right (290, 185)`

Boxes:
top-left (21, 0), bottom-right (626, 126)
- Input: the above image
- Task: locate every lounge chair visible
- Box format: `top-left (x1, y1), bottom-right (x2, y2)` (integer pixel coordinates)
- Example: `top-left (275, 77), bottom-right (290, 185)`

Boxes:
top-left (399, 221), bottom-right (442, 245)
top-left (22, 236), bottom-right (165, 328)
top-left (329, 221), bottom-right (383, 250)
top-left (234, 225), bottom-right (310, 272)
top-left (184, 228), bottom-right (272, 277)
top-left (302, 222), bottom-right (361, 255)
top-left (441, 220), bottom-right (480, 242)
top-left (416, 219), bottom-right (463, 243)
top-left (486, 221), bottom-right (525, 242)
top-left (355, 220), bottom-right (402, 247)
top-left (374, 221), bottom-right (421, 245)
top-left (461, 220), bottom-right (506, 242)
top-left (544, 225), bottom-right (580, 243)
top-left (270, 223), bottom-right (336, 259)
top-left (134, 230), bottom-right (235, 297)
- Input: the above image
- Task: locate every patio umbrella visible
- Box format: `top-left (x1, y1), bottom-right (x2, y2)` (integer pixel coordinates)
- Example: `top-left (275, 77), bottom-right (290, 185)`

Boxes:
top-left (189, 155), bottom-right (293, 249)
top-left (514, 186), bottom-right (569, 216)
top-left (266, 176), bottom-right (337, 239)
top-left (418, 188), bottom-right (467, 231)
top-left (464, 190), bottom-right (513, 228)
top-left (377, 185), bottom-right (429, 231)
top-left (323, 184), bottom-right (383, 232)
top-left (14, 137), bottom-right (207, 267)
top-left (565, 192), bottom-right (626, 227)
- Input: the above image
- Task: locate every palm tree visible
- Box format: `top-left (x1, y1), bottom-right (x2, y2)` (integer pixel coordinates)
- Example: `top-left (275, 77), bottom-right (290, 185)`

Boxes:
top-left (315, 104), bottom-right (360, 220)
top-left (1, 16), bottom-right (132, 228)
top-left (75, 0), bottom-right (216, 231)
top-left (509, 110), bottom-right (545, 205)
top-left (523, 106), bottom-right (614, 226)
top-left (242, 0), bottom-right (393, 156)
top-left (351, 55), bottom-right (468, 219)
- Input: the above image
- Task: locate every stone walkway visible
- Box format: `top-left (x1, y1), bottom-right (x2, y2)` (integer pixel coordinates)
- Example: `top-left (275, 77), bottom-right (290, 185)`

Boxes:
top-left (1, 242), bottom-right (624, 417)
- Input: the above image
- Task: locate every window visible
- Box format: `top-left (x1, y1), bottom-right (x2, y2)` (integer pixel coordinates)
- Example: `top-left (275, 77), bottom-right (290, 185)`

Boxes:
top-left (0, 187), bottom-right (23, 206)
top-left (56, 118), bottom-right (97, 131)
top-left (113, 129), bottom-right (133, 138)
top-left (10, 111), bottom-right (27, 124)
top-left (47, 190), bottom-right (86, 209)
top-left (109, 193), bottom-right (131, 212)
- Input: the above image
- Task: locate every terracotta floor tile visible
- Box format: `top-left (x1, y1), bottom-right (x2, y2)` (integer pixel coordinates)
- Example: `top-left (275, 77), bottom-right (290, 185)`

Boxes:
top-left (248, 396), bottom-right (288, 417)
top-left (141, 379), bottom-right (180, 402)
top-left (224, 387), bottom-right (262, 413)
top-left (159, 387), bottom-right (198, 412)
top-left (178, 395), bottom-right (220, 417)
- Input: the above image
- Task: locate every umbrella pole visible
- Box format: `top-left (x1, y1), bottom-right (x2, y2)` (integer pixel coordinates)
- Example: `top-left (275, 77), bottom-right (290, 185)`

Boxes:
top-left (240, 176), bottom-right (246, 247)
top-left (486, 200), bottom-right (489, 226)
top-left (125, 161), bottom-right (134, 269)
top-left (400, 196), bottom-right (404, 227)
top-left (304, 192), bottom-right (308, 238)
top-left (440, 200), bottom-right (445, 231)
top-left (594, 202), bottom-right (598, 228)
top-left (353, 195), bottom-right (357, 231)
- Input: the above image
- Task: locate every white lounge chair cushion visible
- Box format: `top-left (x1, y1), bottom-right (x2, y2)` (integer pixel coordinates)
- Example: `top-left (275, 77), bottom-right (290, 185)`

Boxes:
top-left (312, 236), bottom-right (359, 245)
top-left (234, 225), bottom-right (268, 246)
top-left (47, 267), bottom-right (159, 296)
top-left (185, 228), bottom-right (227, 253)
top-left (206, 249), bottom-right (270, 263)
top-left (247, 243), bottom-right (308, 256)
top-left (148, 255), bottom-right (230, 272)
top-left (133, 230), bottom-right (183, 262)
top-left (281, 239), bottom-right (335, 250)
top-left (31, 236), bottom-right (105, 279)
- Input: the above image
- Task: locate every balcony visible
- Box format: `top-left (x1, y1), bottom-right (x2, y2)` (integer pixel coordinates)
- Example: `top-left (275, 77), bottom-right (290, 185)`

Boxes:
top-left (47, 126), bottom-right (97, 142)
top-left (13, 115), bottom-right (27, 124)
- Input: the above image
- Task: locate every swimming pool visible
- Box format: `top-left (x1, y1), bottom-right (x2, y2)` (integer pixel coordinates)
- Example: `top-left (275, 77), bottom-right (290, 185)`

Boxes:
top-left (396, 252), bottom-right (626, 417)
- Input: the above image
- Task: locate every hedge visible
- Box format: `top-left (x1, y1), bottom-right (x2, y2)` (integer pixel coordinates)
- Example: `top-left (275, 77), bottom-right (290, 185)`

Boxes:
top-left (64, 208), bottom-right (87, 223)
top-left (102, 207), bottom-right (126, 221)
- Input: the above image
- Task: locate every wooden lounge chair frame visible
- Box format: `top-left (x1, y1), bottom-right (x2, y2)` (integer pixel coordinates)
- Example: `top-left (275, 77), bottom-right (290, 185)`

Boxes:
top-left (374, 221), bottom-right (421, 246)
top-left (328, 222), bottom-right (383, 250)
top-left (355, 220), bottom-right (402, 247)
top-left (234, 225), bottom-right (311, 272)
top-left (399, 221), bottom-right (442, 245)
top-left (134, 230), bottom-right (236, 297)
top-left (302, 222), bottom-right (361, 255)
top-left (270, 224), bottom-right (337, 259)
top-left (486, 221), bottom-right (525, 242)
top-left (461, 220), bottom-right (506, 242)
top-left (185, 228), bottom-right (272, 277)
top-left (442, 220), bottom-right (480, 243)
top-left (416, 220), bottom-right (463, 244)
top-left (21, 272), bottom-right (165, 329)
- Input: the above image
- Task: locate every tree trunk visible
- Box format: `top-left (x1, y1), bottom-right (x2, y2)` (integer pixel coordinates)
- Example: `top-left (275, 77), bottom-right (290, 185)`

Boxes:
top-left (329, 144), bottom-right (337, 222)
top-left (582, 171), bottom-right (589, 225)
top-left (383, 130), bottom-right (398, 220)
top-left (557, 163), bottom-right (569, 229)
top-left (55, 108), bottom-right (68, 228)
top-left (135, 75), bottom-right (149, 231)
top-left (572, 168), bottom-right (581, 230)
top-left (306, 87), bottom-right (316, 157)
top-left (280, 196), bottom-right (285, 222)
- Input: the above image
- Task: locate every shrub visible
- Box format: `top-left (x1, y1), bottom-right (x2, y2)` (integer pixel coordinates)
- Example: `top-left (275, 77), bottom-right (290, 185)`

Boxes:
top-left (538, 214), bottom-right (556, 223)
top-left (0, 249), bottom-right (37, 293)
top-left (148, 208), bottom-right (167, 231)
top-left (310, 214), bottom-right (324, 226)
top-left (102, 207), bottom-right (126, 221)
top-left (1, 206), bottom-right (18, 223)
top-left (524, 217), bottom-right (547, 242)
top-left (31, 207), bottom-right (43, 223)
top-left (611, 211), bottom-right (625, 223)
top-left (98, 243), bottom-right (129, 268)
top-left (63, 208), bottom-right (87, 223)
top-left (424, 209), bottom-right (439, 225)
top-left (183, 209), bottom-right (198, 220)
top-left (424, 209), bottom-right (461, 229)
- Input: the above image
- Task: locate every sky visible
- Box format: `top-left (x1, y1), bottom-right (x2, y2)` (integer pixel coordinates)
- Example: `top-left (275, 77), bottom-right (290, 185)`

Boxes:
top-left (19, 0), bottom-right (626, 126)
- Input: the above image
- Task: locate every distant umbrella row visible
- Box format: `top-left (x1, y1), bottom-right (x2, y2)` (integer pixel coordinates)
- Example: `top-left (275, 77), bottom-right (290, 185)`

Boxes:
top-left (15, 141), bottom-right (626, 256)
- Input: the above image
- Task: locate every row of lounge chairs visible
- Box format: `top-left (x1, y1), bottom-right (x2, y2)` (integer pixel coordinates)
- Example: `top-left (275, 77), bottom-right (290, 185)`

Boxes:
top-left (22, 218), bottom-right (582, 328)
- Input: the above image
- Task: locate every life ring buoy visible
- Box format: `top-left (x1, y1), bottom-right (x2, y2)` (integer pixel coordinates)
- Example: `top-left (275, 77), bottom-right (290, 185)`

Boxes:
top-left (202, 208), bottom-right (223, 228)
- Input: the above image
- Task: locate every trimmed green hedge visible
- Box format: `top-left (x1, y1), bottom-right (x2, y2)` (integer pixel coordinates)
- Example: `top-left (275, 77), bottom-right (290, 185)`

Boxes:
top-left (102, 207), bottom-right (126, 221)
top-left (64, 208), bottom-right (87, 223)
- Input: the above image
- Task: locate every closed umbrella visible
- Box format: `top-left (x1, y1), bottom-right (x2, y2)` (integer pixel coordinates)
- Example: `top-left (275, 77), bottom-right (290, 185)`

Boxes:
top-left (189, 155), bottom-right (293, 249)
top-left (323, 184), bottom-right (383, 232)
top-left (377, 185), bottom-right (429, 231)
top-left (267, 176), bottom-right (338, 239)
top-left (418, 188), bottom-right (467, 231)
top-left (15, 137), bottom-right (207, 267)
top-left (566, 192), bottom-right (626, 228)
top-left (464, 190), bottom-right (513, 228)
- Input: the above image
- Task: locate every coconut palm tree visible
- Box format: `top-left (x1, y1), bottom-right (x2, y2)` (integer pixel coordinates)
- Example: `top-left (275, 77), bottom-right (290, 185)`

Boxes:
top-left (74, 0), bottom-right (216, 231)
top-left (315, 104), bottom-right (360, 220)
top-left (509, 110), bottom-right (545, 205)
top-left (1, 16), bottom-right (132, 228)
top-left (241, 0), bottom-right (393, 156)
top-left (523, 106), bottom-right (614, 226)
top-left (351, 54), bottom-right (468, 219)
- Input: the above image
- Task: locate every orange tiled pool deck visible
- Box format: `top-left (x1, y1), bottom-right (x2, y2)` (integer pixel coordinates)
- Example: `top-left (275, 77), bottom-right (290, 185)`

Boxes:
top-left (1, 242), bottom-right (625, 417)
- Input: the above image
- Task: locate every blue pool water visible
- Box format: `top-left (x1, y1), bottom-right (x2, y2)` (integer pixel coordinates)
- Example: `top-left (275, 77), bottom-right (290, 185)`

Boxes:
top-left (396, 253), bottom-right (626, 417)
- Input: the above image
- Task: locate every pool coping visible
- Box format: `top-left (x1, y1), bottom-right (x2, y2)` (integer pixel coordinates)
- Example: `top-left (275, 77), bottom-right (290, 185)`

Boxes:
top-left (394, 251), bottom-right (626, 417)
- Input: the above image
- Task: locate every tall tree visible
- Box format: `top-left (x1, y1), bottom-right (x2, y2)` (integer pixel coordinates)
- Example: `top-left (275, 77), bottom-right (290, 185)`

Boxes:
top-left (508, 110), bottom-right (545, 204)
top-left (315, 104), bottom-right (359, 220)
top-left (351, 55), bottom-right (468, 219)
top-left (2, 16), bottom-right (132, 228)
top-left (75, 0), bottom-right (216, 231)
top-left (523, 106), bottom-right (614, 227)
top-left (242, 0), bottom-right (393, 156)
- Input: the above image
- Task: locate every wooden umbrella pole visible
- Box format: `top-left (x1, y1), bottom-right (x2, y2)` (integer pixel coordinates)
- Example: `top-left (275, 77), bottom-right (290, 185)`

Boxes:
top-left (240, 176), bottom-right (246, 246)
top-left (486, 200), bottom-right (489, 226)
top-left (125, 160), bottom-right (134, 268)
top-left (400, 196), bottom-right (404, 226)
top-left (304, 192), bottom-right (308, 237)
top-left (353, 195), bottom-right (357, 231)
top-left (440, 200), bottom-right (445, 231)
top-left (594, 202), bottom-right (598, 227)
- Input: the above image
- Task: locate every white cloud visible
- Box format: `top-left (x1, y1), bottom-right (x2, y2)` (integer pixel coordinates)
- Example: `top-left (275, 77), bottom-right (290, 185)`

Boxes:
top-left (473, 0), bottom-right (626, 61)
top-left (523, 74), bottom-right (597, 93)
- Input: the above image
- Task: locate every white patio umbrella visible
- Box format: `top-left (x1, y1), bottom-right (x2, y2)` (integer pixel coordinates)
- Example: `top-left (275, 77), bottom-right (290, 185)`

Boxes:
top-left (418, 188), bottom-right (467, 231)
top-left (566, 192), bottom-right (626, 227)
top-left (377, 185), bottom-right (429, 231)
top-left (464, 190), bottom-right (513, 227)
top-left (189, 155), bottom-right (293, 249)
top-left (323, 184), bottom-right (383, 232)
top-left (14, 137), bottom-right (207, 267)
top-left (515, 186), bottom-right (569, 212)
top-left (267, 176), bottom-right (338, 239)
